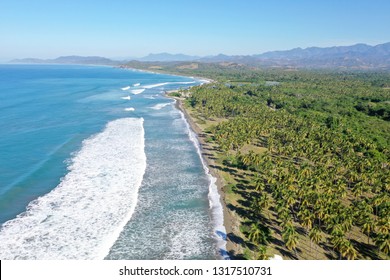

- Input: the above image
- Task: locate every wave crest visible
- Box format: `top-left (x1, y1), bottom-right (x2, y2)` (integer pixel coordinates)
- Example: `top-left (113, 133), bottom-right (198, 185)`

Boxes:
top-left (0, 118), bottom-right (146, 260)
top-left (130, 89), bottom-right (145, 95)
top-left (149, 103), bottom-right (171, 110)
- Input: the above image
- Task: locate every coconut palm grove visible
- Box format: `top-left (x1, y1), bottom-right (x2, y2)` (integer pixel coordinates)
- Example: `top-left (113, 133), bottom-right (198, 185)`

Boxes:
top-left (159, 64), bottom-right (390, 260)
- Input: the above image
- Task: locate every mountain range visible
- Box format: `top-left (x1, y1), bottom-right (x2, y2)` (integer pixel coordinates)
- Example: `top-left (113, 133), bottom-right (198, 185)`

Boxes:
top-left (138, 52), bottom-right (201, 62)
top-left (10, 42), bottom-right (390, 69)
top-left (252, 42), bottom-right (390, 69)
top-left (10, 55), bottom-right (118, 65)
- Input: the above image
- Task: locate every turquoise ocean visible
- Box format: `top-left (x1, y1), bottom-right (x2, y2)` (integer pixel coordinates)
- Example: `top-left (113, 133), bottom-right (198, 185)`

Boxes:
top-left (0, 64), bottom-right (227, 259)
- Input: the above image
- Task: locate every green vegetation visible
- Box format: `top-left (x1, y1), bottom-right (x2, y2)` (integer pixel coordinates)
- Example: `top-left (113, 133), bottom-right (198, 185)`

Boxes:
top-left (183, 68), bottom-right (389, 259)
top-left (123, 60), bottom-right (390, 259)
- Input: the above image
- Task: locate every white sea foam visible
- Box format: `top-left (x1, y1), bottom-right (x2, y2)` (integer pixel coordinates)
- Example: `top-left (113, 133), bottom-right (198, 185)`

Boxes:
top-left (142, 82), bottom-right (169, 89)
top-left (124, 107), bottom-right (135, 111)
top-left (199, 79), bottom-right (212, 84)
top-left (178, 110), bottom-right (229, 260)
top-left (121, 86), bottom-right (131, 91)
top-left (142, 81), bottom-right (196, 89)
top-left (149, 103), bottom-right (171, 110)
top-left (0, 118), bottom-right (146, 260)
top-left (133, 83), bottom-right (140, 87)
top-left (165, 210), bottom-right (209, 259)
top-left (130, 89), bottom-right (145, 95)
top-left (121, 96), bottom-right (131, 100)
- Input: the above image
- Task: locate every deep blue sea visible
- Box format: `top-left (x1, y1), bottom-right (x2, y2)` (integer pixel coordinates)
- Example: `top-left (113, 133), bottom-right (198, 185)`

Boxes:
top-left (0, 64), bottom-right (227, 259)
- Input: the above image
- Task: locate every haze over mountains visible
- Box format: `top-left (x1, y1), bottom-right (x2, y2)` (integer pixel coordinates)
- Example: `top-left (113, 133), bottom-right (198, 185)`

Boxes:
top-left (10, 42), bottom-right (390, 69)
top-left (10, 56), bottom-right (117, 65)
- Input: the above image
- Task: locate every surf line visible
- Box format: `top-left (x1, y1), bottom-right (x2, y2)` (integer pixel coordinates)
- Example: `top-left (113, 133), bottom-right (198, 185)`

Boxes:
top-left (177, 105), bottom-right (230, 260)
top-left (0, 118), bottom-right (146, 260)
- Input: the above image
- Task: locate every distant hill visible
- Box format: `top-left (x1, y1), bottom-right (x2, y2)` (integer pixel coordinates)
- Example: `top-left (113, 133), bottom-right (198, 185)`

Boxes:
top-left (138, 43), bottom-right (390, 69)
top-left (228, 43), bottom-right (390, 69)
top-left (198, 54), bottom-right (251, 63)
top-left (9, 42), bottom-right (390, 69)
top-left (255, 43), bottom-right (373, 59)
top-left (139, 52), bottom-right (200, 62)
top-left (10, 55), bottom-right (118, 65)
top-left (249, 42), bottom-right (390, 69)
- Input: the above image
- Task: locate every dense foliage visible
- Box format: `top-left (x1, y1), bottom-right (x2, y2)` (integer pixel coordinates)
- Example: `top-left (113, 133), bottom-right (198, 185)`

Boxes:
top-left (185, 70), bottom-right (390, 259)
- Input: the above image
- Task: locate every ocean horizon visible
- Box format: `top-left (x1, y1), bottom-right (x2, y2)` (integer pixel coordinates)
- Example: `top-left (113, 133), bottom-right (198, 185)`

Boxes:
top-left (0, 64), bottom-right (227, 260)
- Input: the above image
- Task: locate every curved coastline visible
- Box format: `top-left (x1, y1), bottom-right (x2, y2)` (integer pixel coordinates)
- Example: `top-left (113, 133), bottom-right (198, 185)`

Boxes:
top-left (118, 64), bottom-right (215, 87)
top-left (0, 118), bottom-right (146, 259)
top-left (170, 94), bottom-right (231, 260)
top-left (0, 64), bottom-right (220, 260)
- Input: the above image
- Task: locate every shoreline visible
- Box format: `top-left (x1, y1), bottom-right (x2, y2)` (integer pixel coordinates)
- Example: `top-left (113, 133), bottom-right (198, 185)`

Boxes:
top-left (118, 65), bottom-right (215, 86)
top-left (170, 94), bottom-right (238, 259)
top-left (119, 65), bottom-right (232, 257)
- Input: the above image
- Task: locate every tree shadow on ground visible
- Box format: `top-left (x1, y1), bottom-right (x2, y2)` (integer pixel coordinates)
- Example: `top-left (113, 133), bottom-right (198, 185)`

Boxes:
top-left (296, 226), bottom-right (307, 235)
top-left (320, 242), bottom-right (337, 259)
top-left (228, 250), bottom-right (247, 260)
top-left (201, 145), bottom-right (219, 152)
top-left (210, 164), bottom-right (238, 175)
top-left (202, 152), bottom-right (217, 160)
top-left (227, 232), bottom-right (246, 246)
top-left (227, 203), bottom-right (252, 219)
top-left (275, 247), bottom-right (298, 260)
top-left (351, 239), bottom-right (381, 259)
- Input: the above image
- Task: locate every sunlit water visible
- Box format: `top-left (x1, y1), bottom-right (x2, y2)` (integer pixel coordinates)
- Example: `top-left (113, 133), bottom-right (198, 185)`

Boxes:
top-left (0, 64), bottom-right (226, 259)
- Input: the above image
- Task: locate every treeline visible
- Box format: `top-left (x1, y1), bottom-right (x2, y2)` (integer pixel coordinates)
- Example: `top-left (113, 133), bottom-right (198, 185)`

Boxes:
top-left (184, 70), bottom-right (390, 259)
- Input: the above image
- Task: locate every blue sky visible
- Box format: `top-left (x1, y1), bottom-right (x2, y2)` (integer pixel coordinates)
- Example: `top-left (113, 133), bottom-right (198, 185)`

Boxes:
top-left (0, 0), bottom-right (389, 60)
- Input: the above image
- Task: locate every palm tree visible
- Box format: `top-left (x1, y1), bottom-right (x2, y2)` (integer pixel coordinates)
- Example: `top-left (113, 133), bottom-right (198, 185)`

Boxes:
top-left (372, 193), bottom-right (385, 216)
top-left (256, 245), bottom-right (269, 260)
top-left (362, 218), bottom-right (374, 244)
top-left (298, 208), bottom-right (314, 232)
top-left (250, 196), bottom-right (262, 218)
top-left (282, 224), bottom-right (299, 255)
top-left (248, 223), bottom-right (272, 245)
top-left (374, 233), bottom-right (390, 255)
top-left (257, 193), bottom-right (271, 213)
top-left (376, 218), bottom-right (389, 235)
top-left (285, 232), bottom-right (299, 254)
top-left (341, 240), bottom-right (358, 260)
top-left (276, 204), bottom-right (290, 224)
top-left (242, 151), bottom-right (253, 168)
top-left (331, 226), bottom-right (345, 259)
top-left (309, 226), bottom-right (323, 257)
top-left (341, 215), bottom-right (353, 234)
top-left (254, 173), bottom-right (266, 192)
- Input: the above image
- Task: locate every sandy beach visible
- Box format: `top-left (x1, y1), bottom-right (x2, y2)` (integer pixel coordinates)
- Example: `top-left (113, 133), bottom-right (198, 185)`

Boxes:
top-left (170, 94), bottom-right (241, 258)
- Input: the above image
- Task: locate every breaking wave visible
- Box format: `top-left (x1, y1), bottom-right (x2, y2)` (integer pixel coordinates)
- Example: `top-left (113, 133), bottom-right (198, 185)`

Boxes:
top-left (130, 89), bottom-right (145, 95)
top-left (0, 118), bottom-right (146, 259)
top-left (149, 103), bottom-right (171, 110)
